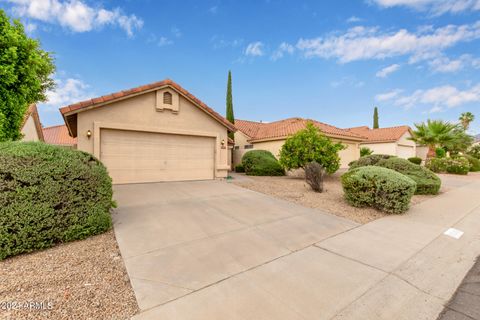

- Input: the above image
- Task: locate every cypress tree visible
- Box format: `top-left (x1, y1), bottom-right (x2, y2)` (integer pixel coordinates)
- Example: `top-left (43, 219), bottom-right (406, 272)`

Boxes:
top-left (226, 70), bottom-right (235, 139)
top-left (373, 107), bottom-right (379, 129)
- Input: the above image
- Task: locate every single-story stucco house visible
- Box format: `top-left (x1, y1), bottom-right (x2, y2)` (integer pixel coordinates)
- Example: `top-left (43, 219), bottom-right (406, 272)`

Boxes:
top-left (21, 104), bottom-right (44, 142)
top-left (59, 79), bottom-right (236, 184)
top-left (233, 118), bottom-right (365, 168)
top-left (346, 126), bottom-right (417, 159)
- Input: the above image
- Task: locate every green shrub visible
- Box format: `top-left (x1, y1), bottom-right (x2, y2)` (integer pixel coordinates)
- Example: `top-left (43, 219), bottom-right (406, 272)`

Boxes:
top-left (0, 142), bottom-right (114, 260)
top-left (435, 148), bottom-right (446, 158)
top-left (241, 150), bottom-right (284, 176)
top-left (463, 154), bottom-right (480, 172)
top-left (235, 164), bottom-right (245, 173)
top-left (279, 122), bottom-right (344, 174)
top-left (360, 147), bottom-right (373, 157)
top-left (425, 158), bottom-right (447, 173)
top-left (467, 145), bottom-right (480, 159)
top-left (445, 157), bottom-right (470, 175)
top-left (348, 154), bottom-right (393, 170)
top-left (408, 157), bottom-right (422, 165)
top-left (341, 166), bottom-right (416, 214)
top-left (377, 157), bottom-right (441, 195)
top-left (426, 157), bottom-right (470, 175)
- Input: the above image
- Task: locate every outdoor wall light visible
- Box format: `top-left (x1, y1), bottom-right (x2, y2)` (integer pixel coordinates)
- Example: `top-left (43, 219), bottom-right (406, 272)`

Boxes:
top-left (221, 139), bottom-right (225, 146)
top-left (86, 130), bottom-right (92, 139)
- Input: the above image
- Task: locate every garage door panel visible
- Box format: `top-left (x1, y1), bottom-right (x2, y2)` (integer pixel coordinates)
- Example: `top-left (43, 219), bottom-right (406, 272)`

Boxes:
top-left (100, 129), bottom-right (215, 184)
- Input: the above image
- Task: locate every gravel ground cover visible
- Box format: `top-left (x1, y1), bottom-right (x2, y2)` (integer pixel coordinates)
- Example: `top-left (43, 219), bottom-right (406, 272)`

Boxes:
top-left (0, 230), bottom-right (138, 320)
top-left (233, 171), bottom-right (445, 224)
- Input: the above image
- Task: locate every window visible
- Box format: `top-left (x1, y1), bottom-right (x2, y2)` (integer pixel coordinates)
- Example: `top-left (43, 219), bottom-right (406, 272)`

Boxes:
top-left (234, 146), bottom-right (240, 150)
top-left (163, 92), bottom-right (173, 105)
top-left (244, 144), bottom-right (254, 149)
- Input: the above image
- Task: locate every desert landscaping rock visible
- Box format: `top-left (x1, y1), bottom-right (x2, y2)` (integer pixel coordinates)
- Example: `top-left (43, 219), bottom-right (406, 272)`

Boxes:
top-left (0, 230), bottom-right (138, 320)
top-left (233, 172), bottom-right (442, 224)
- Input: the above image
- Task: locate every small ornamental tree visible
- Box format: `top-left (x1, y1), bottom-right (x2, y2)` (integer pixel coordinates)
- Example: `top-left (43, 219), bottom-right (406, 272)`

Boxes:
top-left (225, 70), bottom-right (235, 140)
top-left (0, 10), bottom-right (55, 141)
top-left (279, 122), bottom-right (345, 174)
top-left (360, 147), bottom-right (373, 157)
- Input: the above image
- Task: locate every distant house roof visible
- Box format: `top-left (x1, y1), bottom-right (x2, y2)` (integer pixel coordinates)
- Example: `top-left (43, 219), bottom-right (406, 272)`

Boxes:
top-left (21, 104), bottom-right (44, 141)
top-left (347, 125), bottom-right (411, 143)
top-left (42, 125), bottom-right (77, 146)
top-left (235, 118), bottom-right (365, 142)
top-left (60, 79), bottom-right (236, 137)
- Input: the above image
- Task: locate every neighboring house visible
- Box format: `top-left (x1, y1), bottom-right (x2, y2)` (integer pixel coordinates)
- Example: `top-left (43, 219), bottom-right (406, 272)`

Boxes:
top-left (233, 118), bottom-right (365, 168)
top-left (347, 126), bottom-right (417, 159)
top-left (21, 104), bottom-right (44, 142)
top-left (42, 124), bottom-right (77, 148)
top-left (60, 79), bottom-right (236, 184)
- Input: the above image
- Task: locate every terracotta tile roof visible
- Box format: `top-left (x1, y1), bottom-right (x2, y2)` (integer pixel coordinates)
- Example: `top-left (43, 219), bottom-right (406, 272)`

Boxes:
top-left (236, 118), bottom-right (365, 142)
top-left (235, 120), bottom-right (265, 138)
top-left (42, 125), bottom-right (77, 146)
top-left (347, 125), bottom-right (411, 143)
top-left (60, 79), bottom-right (236, 135)
top-left (22, 104), bottom-right (44, 141)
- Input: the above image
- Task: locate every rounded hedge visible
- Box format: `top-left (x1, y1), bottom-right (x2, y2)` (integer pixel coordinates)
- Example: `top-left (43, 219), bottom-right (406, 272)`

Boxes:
top-left (341, 166), bottom-right (416, 214)
top-left (0, 142), bottom-right (114, 260)
top-left (426, 157), bottom-right (470, 175)
top-left (241, 150), bottom-right (284, 176)
top-left (376, 157), bottom-right (441, 195)
top-left (408, 157), bottom-right (422, 165)
top-left (348, 154), bottom-right (392, 170)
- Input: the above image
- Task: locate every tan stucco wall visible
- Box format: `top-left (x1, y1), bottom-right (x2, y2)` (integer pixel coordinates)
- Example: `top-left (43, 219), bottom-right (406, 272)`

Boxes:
top-left (396, 132), bottom-right (416, 158)
top-left (76, 90), bottom-right (229, 178)
top-left (416, 146), bottom-right (429, 161)
top-left (233, 131), bottom-right (254, 166)
top-left (360, 142), bottom-right (397, 156)
top-left (21, 115), bottom-right (40, 142)
top-left (233, 135), bottom-right (360, 169)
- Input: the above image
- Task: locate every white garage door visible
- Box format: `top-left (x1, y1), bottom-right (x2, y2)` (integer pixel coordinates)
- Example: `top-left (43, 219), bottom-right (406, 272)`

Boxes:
top-left (100, 129), bottom-right (215, 184)
top-left (397, 145), bottom-right (415, 159)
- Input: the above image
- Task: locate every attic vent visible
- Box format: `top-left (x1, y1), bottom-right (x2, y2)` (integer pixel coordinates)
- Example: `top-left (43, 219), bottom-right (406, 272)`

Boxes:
top-left (163, 92), bottom-right (173, 105)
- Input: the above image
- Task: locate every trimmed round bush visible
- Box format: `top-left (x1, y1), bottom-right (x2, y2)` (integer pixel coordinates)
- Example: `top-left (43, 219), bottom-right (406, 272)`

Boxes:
top-left (241, 150), bottom-right (284, 176)
top-left (435, 148), bottom-right (446, 158)
top-left (348, 154), bottom-right (392, 170)
top-left (463, 155), bottom-right (480, 172)
top-left (0, 142), bottom-right (114, 260)
top-left (376, 157), bottom-right (441, 195)
top-left (341, 166), bottom-right (416, 214)
top-left (408, 157), bottom-right (422, 165)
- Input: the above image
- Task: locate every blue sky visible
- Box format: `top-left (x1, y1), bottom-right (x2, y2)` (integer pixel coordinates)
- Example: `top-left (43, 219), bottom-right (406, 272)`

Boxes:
top-left (2, 0), bottom-right (480, 133)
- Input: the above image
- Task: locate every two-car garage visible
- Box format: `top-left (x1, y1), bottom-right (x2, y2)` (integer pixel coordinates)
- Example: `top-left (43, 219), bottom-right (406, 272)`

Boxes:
top-left (100, 129), bottom-right (216, 184)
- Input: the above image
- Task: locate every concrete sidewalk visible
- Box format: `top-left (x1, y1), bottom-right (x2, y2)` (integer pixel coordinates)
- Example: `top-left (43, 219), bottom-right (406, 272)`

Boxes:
top-left (126, 179), bottom-right (480, 320)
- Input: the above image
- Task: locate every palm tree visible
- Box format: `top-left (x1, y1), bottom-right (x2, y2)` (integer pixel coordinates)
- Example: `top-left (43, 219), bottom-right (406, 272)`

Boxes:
top-left (409, 120), bottom-right (458, 153)
top-left (459, 112), bottom-right (475, 130)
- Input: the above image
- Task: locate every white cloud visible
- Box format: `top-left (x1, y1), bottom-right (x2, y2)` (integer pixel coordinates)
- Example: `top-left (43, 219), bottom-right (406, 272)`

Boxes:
top-left (377, 83), bottom-right (480, 110)
top-left (44, 78), bottom-right (93, 110)
top-left (24, 22), bottom-right (37, 33)
top-left (245, 41), bottom-right (264, 57)
top-left (208, 6), bottom-right (218, 14)
top-left (210, 36), bottom-right (243, 49)
top-left (428, 54), bottom-right (480, 73)
top-left (295, 21), bottom-right (480, 63)
top-left (157, 36), bottom-right (173, 47)
top-left (271, 42), bottom-right (295, 60)
top-left (371, 0), bottom-right (480, 15)
top-left (376, 64), bottom-right (400, 78)
top-left (375, 89), bottom-right (403, 101)
top-left (347, 16), bottom-right (363, 23)
top-left (7, 0), bottom-right (143, 36)
top-left (171, 26), bottom-right (182, 38)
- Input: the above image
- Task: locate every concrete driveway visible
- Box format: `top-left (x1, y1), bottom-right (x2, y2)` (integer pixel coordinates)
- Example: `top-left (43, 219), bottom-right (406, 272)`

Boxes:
top-left (113, 179), bottom-right (480, 320)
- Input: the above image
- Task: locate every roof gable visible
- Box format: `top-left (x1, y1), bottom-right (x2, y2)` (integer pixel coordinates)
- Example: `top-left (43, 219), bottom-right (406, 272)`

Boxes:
top-left (22, 104), bottom-right (44, 141)
top-left (60, 79), bottom-right (236, 136)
